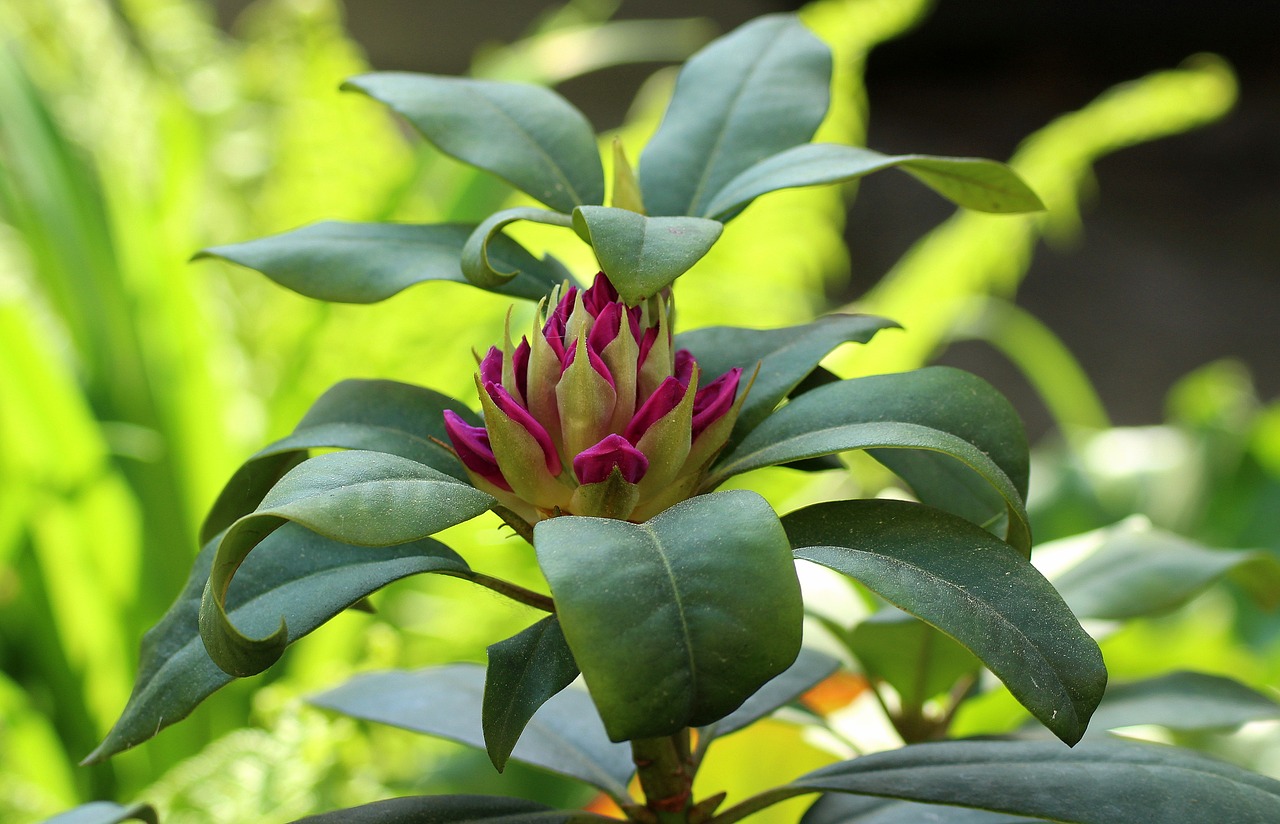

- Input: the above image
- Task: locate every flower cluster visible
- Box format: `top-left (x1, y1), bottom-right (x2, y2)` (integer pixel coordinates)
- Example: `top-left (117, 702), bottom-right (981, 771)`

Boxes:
top-left (444, 273), bottom-right (745, 523)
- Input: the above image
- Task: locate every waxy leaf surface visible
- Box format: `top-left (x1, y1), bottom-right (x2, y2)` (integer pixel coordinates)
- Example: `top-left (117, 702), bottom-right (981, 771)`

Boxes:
top-left (202, 379), bottom-right (478, 544)
top-left (534, 490), bottom-right (802, 741)
top-left (698, 647), bottom-right (840, 744)
top-left (292, 794), bottom-right (608, 824)
top-left (43, 803), bottom-right (159, 824)
top-left (703, 144), bottom-right (1045, 219)
top-left (198, 221), bottom-right (562, 303)
top-left (462, 206), bottom-right (575, 290)
top-left (311, 664), bottom-right (634, 799)
top-left (87, 526), bottom-right (467, 763)
top-left (785, 500), bottom-right (1105, 746)
top-left (711, 367), bottom-right (1030, 553)
top-left (200, 451), bottom-right (493, 678)
top-left (639, 14), bottom-right (831, 218)
top-left (804, 796), bottom-right (1037, 824)
top-left (788, 739), bottom-right (1280, 824)
top-left (1087, 671), bottom-right (1280, 735)
top-left (572, 206), bottom-right (722, 303)
top-left (483, 615), bottom-right (581, 772)
top-left (345, 73), bottom-right (604, 212)
top-left (675, 314), bottom-right (898, 443)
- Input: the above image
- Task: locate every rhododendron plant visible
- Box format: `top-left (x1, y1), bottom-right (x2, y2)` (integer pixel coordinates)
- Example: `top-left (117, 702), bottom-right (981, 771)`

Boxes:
top-left (79, 11), bottom-right (1280, 824)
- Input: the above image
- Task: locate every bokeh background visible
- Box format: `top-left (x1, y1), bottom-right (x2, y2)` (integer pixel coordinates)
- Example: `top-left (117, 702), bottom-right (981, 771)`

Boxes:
top-left (2, 0), bottom-right (1278, 821)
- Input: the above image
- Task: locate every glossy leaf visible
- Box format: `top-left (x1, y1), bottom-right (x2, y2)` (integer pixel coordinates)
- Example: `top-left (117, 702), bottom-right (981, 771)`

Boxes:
top-left (42, 803), bottom-right (159, 824)
top-left (202, 379), bottom-right (479, 544)
top-left (699, 647), bottom-right (840, 743)
top-left (803, 795), bottom-right (1038, 824)
top-left (1050, 520), bottom-right (1280, 620)
top-left (484, 615), bottom-right (580, 772)
top-left (462, 207), bottom-right (575, 290)
top-left (197, 221), bottom-right (563, 303)
top-left (200, 451), bottom-right (493, 678)
top-left (291, 794), bottom-right (608, 824)
top-left (785, 739), bottom-right (1280, 824)
top-left (85, 526), bottom-right (467, 763)
top-left (310, 664), bottom-right (635, 799)
top-left (850, 607), bottom-right (980, 711)
top-left (571, 206), bottom-right (722, 304)
top-left (786, 500), bottom-right (1105, 746)
top-left (675, 314), bottom-right (899, 442)
top-left (1087, 671), bottom-right (1280, 734)
top-left (534, 490), bottom-right (802, 741)
top-left (345, 73), bottom-right (604, 212)
top-left (710, 367), bottom-right (1030, 553)
top-left (703, 144), bottom-right (1045, 220)
top-left (638, 14), bottom-right (831, 217)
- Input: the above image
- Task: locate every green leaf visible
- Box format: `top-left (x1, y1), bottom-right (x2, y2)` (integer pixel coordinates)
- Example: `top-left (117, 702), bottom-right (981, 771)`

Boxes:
top-left (200, 451), bottom-right (493, 678)
top-left (710, 367), bottom-right (1030, 553)
top-left (310, 664), bottom-right (635, 799)
top-left (804, 795), bottom-right (1038, 824)
top-left (290, 794), bottom-right (606, 824)
top-left (785, 500), bottom-right (1105, 746)
top-left (197, 221), bottom-right (564, 303)
top-left (42, 802), bottom-right (159, 824)
top-left (345, 73), bottom-right (604, 212)
top-left (534, 490), bottom-right (802, 741)
top-left (462, 207), bottom-right (575, 290)
top-left (638, 14), bottom-right (831, 218)
top-left (699, 647), bottom-right (840, 743)
top-left (483, 615), bottom-right (580, 772)
top-left (85, 526), bottom-right (467, 763)
top-left (202, 379), bottom-right (480, 544)
top-left (571, 206), bottom-right (722, 304)
top-left (675, 314), bottom-right (899, 443)
top-left (787, 739), bottom-right (1280, 824)
top-left (1087, 672), bottom-right (1280, 734)
top-left (703, 144), bottom-right (1045, 220)
top-left (1049, 520), bottom-right (1280, 620)
top-left (850, 607), bottom-right (980, 712)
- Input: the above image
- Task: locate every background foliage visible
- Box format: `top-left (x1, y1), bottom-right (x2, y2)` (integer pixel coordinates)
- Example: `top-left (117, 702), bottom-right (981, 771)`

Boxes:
top-left (1, 0), bottom-right (1276, 822)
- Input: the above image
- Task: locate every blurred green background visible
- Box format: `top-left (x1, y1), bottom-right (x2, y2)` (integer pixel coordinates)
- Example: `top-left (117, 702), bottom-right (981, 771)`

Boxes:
top-left (1, 0), bottom-right (1277, 821)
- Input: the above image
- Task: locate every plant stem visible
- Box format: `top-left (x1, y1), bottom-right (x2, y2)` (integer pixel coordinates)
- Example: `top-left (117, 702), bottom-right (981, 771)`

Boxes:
top-left (705, 787), bottom-right (809, 824)
top-left (442, 570), bottom-right (554, 612)
top-left (632, 731), bottom-right (695, 823)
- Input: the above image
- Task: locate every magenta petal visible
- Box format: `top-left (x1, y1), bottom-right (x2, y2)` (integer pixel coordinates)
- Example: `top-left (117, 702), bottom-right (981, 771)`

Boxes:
top-left (574, 433), bottom-right (648, 484)
top-left (674, 349), bottom-right (696, 387)
top-left (637, 327), bottom-right (658, 369)
top-left (583, 271), bottom-right (619, 316)
top-left (479, 346), bottom-right (503, 387)
top-left (485, 382), bottom-right (562, 475)
top-left (624, 376), bottom-right (686, 443)
top-left (692, 367), bottom-right (741, 439)
top-left (443, 410), bottom-right (511, 491)
top-left (561, 338), bottom-right (614, 387)
top-left (588, 301), bottom-right (623, 355)
top-left (513, 337), bottom-right (531, 401)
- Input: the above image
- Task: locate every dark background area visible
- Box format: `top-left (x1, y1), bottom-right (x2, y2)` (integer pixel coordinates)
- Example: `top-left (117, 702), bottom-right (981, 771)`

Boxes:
top-left (216, 0), bottom-right (1280, 434)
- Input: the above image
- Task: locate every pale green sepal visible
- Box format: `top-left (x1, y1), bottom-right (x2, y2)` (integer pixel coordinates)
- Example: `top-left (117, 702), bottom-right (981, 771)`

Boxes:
top-left (569, 468), bottom-right (641, 520)
top-left (555, 338), bottom-right (616, 467)
top-left (476, 377), bottom-right (569, 512)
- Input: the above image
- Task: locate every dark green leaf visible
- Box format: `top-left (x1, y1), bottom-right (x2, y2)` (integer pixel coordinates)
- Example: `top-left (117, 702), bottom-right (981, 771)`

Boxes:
top-left (675, 315), bottom-right (899, 443)
top-left (201, 379), bottom-right (479, 544)
top-left (1087, 672), bottom-right (1280, 734)
top-left (310, 664), bottom-right (635, 799)
top-left (639, 14), bottom-right (831, 217)
top-left (345, 73), bottom-right (604, 212)
top-left (788, 739), bottom-right (1280, 824)
top-left (197, 221), bottom-right (563, 303)
top-left (710, 367), bottom-right (1030, 553)
top-left (703, 144), bottom-right (1045, 220)
top-left (462, 207), bottom-right (575, 290)
top-left (291, 794), bottom-right (606, 824)
top-left (1051, 520), bottom-right (1280, 620)
top-left (41, 802), bottom-right (159, 824)
top-left (85, 526), bottom-right (467, 763)
top-left (200, 451), bottom-right (493, 678)
top-left (571, 206), bottom-right (722, 304)
top-left (699, 647), bottom-right (840, 743)
top-left (803, 795), bottom-right (1038, 824)
top-left (534, 490), bottom-right (802, 741)
top-left (786, 500), bottom-right (1105, 746)
top-left (850, 607), bottom-right (980, 711)
top-left (484, 615), bottom-right (580, 772)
